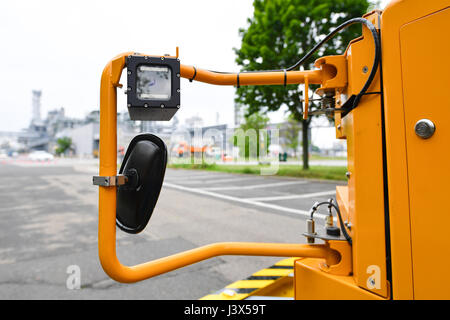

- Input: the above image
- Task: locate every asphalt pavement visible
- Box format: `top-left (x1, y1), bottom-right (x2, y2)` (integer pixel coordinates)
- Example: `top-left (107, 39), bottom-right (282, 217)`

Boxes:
top-left (0, 158), bottom-right (344, 299)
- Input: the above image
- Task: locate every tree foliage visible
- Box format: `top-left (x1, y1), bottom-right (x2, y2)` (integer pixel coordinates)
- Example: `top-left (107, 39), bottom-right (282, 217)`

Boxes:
top-left (55, 137), bottom-right (72, 155)
top-left (234, 0), bottom-right (370, 168)
top-left (234, 112), bottom-right (270, 159)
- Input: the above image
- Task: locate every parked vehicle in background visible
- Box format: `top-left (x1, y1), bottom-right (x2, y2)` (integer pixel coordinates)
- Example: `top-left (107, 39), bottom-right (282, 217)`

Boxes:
top-left (28, 150), bottom-right (54, 161)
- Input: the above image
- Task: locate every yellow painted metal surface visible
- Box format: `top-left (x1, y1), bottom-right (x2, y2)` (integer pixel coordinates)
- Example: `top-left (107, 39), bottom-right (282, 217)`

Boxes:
top-left (295, 258), bottom-right (386, 300)
top-left (335, 11), bottom-right (389, 298)
top-left (399, 7), bottom-right (450, 299)
top-left (381, 0), bottom-right (450, 299)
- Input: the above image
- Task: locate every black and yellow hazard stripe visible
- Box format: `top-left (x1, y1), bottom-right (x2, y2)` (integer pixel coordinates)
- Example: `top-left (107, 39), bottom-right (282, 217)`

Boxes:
top-left (200, 258), bottom-right (297, 300)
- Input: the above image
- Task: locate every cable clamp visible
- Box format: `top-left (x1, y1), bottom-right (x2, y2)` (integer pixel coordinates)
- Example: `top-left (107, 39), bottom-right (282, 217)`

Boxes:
top-left (189, 66), bottom-right (197, 82)
top-left (93, 175), bottom-right (128, 187)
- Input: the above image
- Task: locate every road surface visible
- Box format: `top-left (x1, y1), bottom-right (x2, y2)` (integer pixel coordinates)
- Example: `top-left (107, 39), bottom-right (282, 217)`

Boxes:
top-left (0, 159), bottom-right (343, 299)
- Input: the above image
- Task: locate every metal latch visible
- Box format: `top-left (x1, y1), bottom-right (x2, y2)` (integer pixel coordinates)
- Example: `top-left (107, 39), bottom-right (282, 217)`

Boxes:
top-left (93, 175), bottom-right (128, 187)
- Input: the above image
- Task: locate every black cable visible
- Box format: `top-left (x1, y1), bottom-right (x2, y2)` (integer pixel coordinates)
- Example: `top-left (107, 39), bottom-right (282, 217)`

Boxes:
top-left (310, 199), bottom-right (352, 245)
top-left (204, 17), bottom-right (380, 112)
top-left (329, 201), bottom-right (352, 246)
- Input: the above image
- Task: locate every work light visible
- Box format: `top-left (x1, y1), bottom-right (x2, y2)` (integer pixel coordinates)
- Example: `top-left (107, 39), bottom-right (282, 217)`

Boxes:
top-left (126, 55), bottom-right (180, 121)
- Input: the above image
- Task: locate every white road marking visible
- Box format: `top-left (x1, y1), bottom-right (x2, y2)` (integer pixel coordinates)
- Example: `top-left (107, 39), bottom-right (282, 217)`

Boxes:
top-left (245, 190), bottom-right (336, 201)
top-left (203, 180), bottom-right (307, 191)
top-left (165, 173), bottom-right (226, 182)
top-left (163, 182), bottom-right (326, 219)
top-left (179, 177), bottom-right (256, 185)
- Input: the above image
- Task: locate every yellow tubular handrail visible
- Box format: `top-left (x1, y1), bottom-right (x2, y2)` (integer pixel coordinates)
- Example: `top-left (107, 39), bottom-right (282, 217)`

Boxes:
top-left (179, 64), bottom-right (324, 86)
top-left (98, 52), bottom-right (336, 283)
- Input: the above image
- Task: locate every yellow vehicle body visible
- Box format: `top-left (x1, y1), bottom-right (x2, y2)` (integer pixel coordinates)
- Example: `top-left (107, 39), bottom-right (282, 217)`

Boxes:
top-left (96, 0), bottom-right (450, 299)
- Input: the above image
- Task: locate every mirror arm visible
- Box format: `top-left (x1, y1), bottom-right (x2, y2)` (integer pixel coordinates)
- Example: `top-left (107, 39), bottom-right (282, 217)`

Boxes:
top-left (100, 241), bottom-right (339, 284)
top-left (98, 53), bottom-right (343, 283)
top-left (179, 64), bottom-right (325, 86)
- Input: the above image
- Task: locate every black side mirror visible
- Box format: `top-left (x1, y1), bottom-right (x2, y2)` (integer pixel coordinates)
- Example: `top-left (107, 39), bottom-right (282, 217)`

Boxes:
top-left (116, 134), bottom-right (167, 234)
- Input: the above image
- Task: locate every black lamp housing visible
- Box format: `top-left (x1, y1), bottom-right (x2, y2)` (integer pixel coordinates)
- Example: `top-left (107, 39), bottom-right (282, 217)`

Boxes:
top-left (126, 55), bottom-right (180, 121)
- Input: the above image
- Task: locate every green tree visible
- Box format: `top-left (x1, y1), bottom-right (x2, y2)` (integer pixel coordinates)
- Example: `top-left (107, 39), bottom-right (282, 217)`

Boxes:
top-left (234, 111), bottom-right (270, 159)
top-left (55, 137), bottom-right (72, 155)
top-left (234, 0), bottom-right (369, 169)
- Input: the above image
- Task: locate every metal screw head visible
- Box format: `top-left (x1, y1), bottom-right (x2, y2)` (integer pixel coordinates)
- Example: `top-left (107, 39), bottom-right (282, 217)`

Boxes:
top-left (127, 104), bottom-right (131, 108)
top-left (176, 105), bottom-right (180, 109)
top-left (161, 56), bottom-right (165, 60)
top-left (127, 70), bottom-right (131, 75)
top-left (144, 104), bottom-right (148, 108)
top-left (415, 119), bottom-right (435, 139)
top-left (176, 88), bottom-right (180, 93)
top-left (362, 66), bottom-right (368, 73)
top-left (176, 73), bottom-right (180, 78)
top-left (346, 171), bottom-right (351, 179)
top-left (160, 104), bottom-right (165, 108)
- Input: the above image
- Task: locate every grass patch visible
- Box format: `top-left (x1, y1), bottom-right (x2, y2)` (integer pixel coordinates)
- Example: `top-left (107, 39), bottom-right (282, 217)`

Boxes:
top-left (168, 163), bottom-right (347, 181)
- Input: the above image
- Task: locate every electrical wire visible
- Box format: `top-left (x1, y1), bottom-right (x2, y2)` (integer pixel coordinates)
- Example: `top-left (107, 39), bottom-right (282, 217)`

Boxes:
top-left (206, 17), bottom-right (381, 112)
top-left (309, 199), bottom-right (353, 245)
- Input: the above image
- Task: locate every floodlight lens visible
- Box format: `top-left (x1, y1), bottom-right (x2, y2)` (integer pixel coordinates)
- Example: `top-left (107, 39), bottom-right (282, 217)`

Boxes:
top-left (136, 65), bottom-right (171, 100)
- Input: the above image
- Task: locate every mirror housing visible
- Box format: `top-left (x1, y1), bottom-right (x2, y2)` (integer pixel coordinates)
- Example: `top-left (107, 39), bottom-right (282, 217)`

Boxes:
top-left (116, 134), bottom-right (167, 234)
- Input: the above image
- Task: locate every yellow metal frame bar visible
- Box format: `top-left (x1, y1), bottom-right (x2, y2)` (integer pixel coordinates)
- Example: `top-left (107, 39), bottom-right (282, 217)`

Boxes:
top-left (98, 52), bottom-right (341, 283)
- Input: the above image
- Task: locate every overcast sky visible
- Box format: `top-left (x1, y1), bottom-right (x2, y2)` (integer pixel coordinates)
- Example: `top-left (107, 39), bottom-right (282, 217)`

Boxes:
top-left (0, 0), bottom-right (390, 134)
top-left (0, 0), bottom-right (255, 132)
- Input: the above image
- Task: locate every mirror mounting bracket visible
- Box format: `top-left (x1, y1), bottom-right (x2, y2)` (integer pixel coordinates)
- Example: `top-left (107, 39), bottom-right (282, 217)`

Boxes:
top-left (93, 175), bottom-right (128, 187)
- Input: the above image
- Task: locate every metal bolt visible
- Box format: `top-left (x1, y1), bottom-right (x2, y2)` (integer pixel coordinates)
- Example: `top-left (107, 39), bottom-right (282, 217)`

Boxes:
top-left (347, 222), bottom-right (352, 230)
top-left (337, 124), bottom-right (341, 130)
top-left (414, 119), bottom-right (435, 139)
top-left (346, 171), bottom-right (351, 179)
top-left (144, 104), bottom-right (148, 108)
top-left (161, 104), bottom-right (165, 108)
top-left (176, 105), bottom-right (180, 109)
top-left (127, 104), bottom-right (131, 108)
top-left (177, 58), bottom-right (180, 62)
top-left (176, 73), bottom-right (180, 78)
top-left (161, 56), bottom-right (165, 60)
top-left (362, 66), bottom-right (368, 73)
top-left (176, 88), bottom-right (180, 93)
top-left (127, 70), bottom-right (131, 75)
